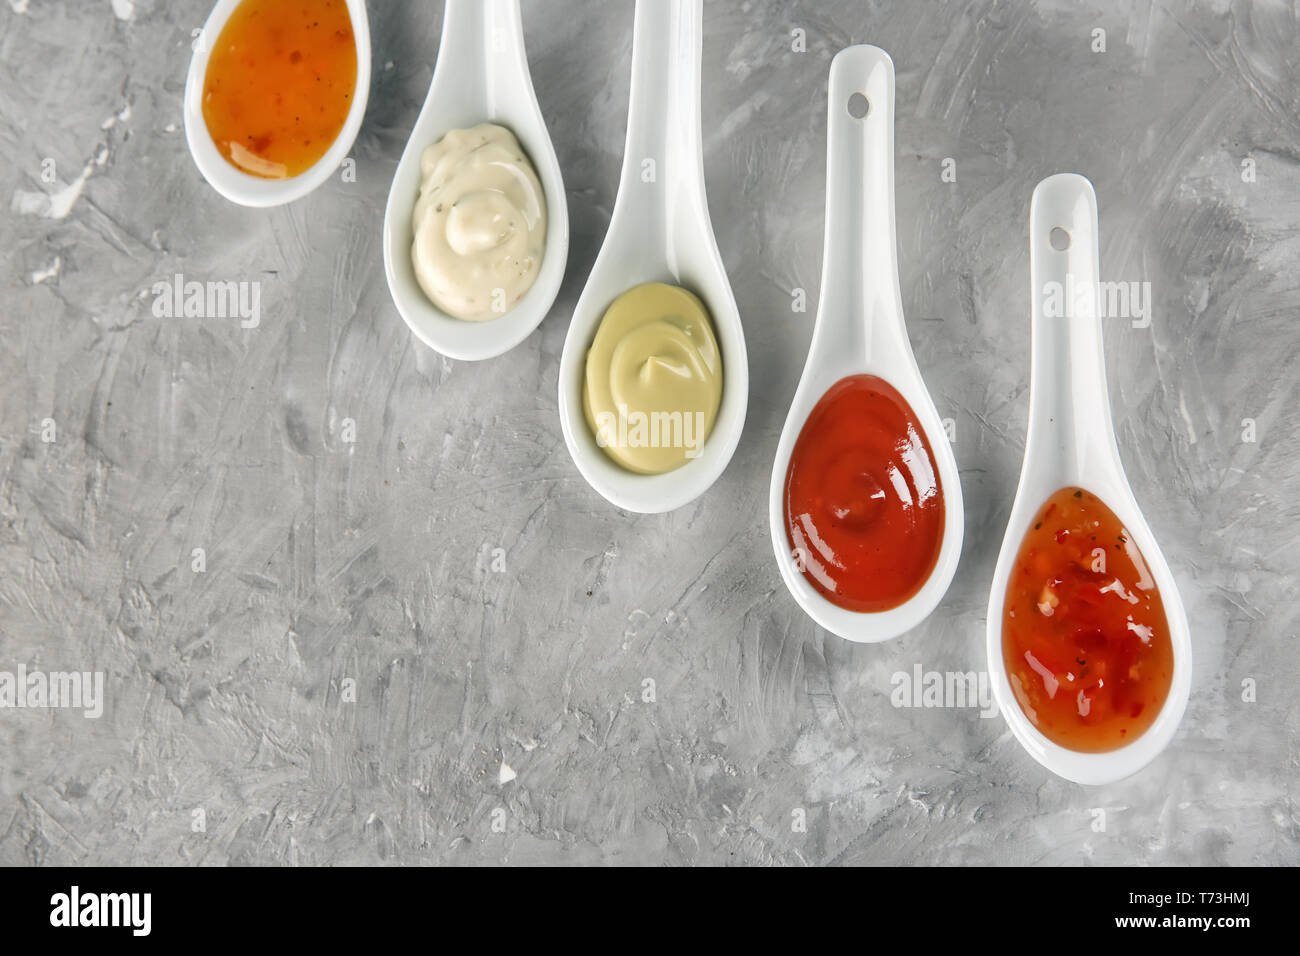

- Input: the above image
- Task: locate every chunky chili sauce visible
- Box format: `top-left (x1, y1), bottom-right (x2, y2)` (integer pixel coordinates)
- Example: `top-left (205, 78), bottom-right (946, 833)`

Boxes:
top-left (202, 0), bottom-right (357, 179)
top-left (783, 375), bottom-right (944, 613)
top-left (1002, 487), bottom-right (1174, 752)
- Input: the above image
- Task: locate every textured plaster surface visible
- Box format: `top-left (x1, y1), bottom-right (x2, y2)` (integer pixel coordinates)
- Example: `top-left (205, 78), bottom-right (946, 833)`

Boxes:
top-left (0, 0), bottom-right (1297, 865)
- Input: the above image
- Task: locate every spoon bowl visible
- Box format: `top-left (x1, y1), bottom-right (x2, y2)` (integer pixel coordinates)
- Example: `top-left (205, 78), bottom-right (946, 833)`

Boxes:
top-left (985, 173), bottom-right (1192, 785)
top-left (768, 46), bottom-right (963, 642)
top-left (557, 0), bottom-right (747, 513)
top-left (382, 0), bottom-right (569, 362)
top-left (184, 0), bottom-right (372, 208)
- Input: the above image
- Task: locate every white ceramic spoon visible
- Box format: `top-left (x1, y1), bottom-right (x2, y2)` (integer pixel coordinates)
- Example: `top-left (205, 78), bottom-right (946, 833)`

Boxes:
top-left (767, 46), bottom-right (963, 642)
top-left (556, 0), bottom-right (748, 513)
top-left (184, 0), bottom-right (372, 207)
top-left (985, 173), bottom-right (1192, 785)
top-left (381, 0), bottom-right (569, 362)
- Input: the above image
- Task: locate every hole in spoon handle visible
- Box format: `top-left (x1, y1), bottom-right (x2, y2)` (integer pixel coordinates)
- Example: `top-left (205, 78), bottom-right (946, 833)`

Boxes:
top-left (846, 92), bottom-right (870, 118)
top-left (1032, 174), bottom-right (1100, 305)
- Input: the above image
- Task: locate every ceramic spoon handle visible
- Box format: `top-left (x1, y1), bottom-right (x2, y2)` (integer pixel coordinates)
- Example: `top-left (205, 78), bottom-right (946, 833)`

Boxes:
top-left (617, 0), bottom-right (704, 262)
top-left (1028, 174), bottom-right (1125, 482)
top-left (821, 46), bottom-right (906, 365)
top-left (435, 0), bottom-right (528, 111)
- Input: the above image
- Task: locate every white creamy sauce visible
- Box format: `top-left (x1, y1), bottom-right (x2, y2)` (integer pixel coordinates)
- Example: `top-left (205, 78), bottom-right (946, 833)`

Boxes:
top-left (411, 123), bottom-right (546, 321)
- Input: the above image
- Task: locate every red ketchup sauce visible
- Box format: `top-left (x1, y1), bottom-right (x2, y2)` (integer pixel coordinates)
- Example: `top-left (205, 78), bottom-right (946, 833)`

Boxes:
top-left (783, 375), bottom-right (945, 613)
top-left (1002, 487), bottom-right (1174, 752)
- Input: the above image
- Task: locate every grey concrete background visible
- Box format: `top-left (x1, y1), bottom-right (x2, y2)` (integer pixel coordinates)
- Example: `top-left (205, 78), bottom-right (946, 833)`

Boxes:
top-left (1, 0), bottom-right (1297, 866)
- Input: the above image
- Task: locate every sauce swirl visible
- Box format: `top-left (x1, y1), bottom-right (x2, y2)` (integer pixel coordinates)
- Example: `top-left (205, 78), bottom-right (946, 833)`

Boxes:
top-left (583, 283), bottom-right (722, 474)
top-left (783, 375), bottom-right (944, 612)
top-left (411, 124), bottom-right (547, 321)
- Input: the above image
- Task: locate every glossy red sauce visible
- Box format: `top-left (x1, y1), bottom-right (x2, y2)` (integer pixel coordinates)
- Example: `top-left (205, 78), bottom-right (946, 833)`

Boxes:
top-left (783, 375), bottom-right (945, 613)
top-left (1002, 487), bottom-right (1174, 752)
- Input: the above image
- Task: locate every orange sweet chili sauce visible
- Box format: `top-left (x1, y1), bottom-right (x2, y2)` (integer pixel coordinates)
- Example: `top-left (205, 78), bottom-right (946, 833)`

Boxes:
top-left (202, 0), bottom-right (357, 179)
top-left (1002, 487), bottom-right (1174, 751)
